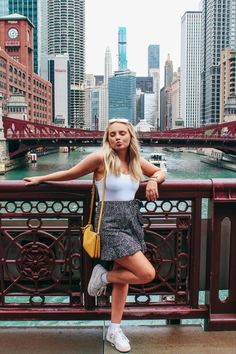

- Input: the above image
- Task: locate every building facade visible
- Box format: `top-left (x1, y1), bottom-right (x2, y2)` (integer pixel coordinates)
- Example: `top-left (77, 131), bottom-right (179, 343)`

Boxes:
top-left (109, 70), bottom-right (136, 124)
top-left (118, 27), bottom-right (127, 71)
top-left (161, 54), bottom-right (173, 130)
top-left (102, 47), bottom-right (112, 129)
top-left (136, 77), bottom-right (153, 93)
top-left (84, 85), bottom-right (106, 130)
top-left (0, 14), bottom-right (52, 124)
top-left (48, 0), bottom-right (85, 128)
top-left (148, 45), bottom-right (160, 129)
top-left (148, 45), bottom-right (160, 75)
top-left (0, 0), bottom-right (9, 16)
top-left (171, 68), bottom-right (184, 129)
top-left (9, 0), bottom-right (39, 73)
top-left (181, 11), bottom-right (202, 128)
top-left (48, 54), bottom-right (70, 127)
top-left (220, 49), bottom-right (236, 122)
top-left (165, 53), bottom-right (173, 87)
top-left (38, 0), bottom-right (48, 80)
top-left (140, 93), bottom-right (157, 127)
top-left (201, 0), bottom-right (236, 125)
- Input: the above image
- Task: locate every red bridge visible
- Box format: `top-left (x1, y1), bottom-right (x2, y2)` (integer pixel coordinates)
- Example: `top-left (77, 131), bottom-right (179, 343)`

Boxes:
top-left (3, 116), bottom-right (236, 158)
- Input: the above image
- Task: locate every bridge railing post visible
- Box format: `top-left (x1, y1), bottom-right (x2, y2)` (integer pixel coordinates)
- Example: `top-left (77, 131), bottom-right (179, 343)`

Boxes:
top-left (0, 94), bottom-right (8, 175)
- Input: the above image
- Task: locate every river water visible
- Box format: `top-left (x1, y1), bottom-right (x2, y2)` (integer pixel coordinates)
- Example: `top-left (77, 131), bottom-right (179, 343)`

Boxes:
top-left (1, 146), bottom-right (236, 180)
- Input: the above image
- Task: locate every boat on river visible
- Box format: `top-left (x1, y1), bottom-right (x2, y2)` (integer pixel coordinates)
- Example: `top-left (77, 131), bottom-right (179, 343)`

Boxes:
top-left (148, 152), bottom-right (167, 173)
top-left (163, 147), bottom-right (184, 153)
top-left (201, 151), bottom-right (236, 172)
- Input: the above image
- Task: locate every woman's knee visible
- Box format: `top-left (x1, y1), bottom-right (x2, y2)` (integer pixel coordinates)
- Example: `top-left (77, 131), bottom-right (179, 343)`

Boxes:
top-left (140, 266), bottom-right (156, 284)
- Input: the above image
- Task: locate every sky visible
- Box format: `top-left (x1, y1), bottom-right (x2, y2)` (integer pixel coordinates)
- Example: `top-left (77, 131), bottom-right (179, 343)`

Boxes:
top-left (86, 0), bottom-right (201, 84)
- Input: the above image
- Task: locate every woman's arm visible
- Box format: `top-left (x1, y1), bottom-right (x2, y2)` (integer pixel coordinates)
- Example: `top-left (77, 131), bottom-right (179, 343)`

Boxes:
top-left (24, 150), bottom-right (104, 185)
top-left (140, 157), bottom-right (166, 201)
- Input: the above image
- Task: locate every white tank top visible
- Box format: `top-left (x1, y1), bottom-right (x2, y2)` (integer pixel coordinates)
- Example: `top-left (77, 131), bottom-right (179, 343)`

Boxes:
top-left (95, 173), bottom-right (139, 201)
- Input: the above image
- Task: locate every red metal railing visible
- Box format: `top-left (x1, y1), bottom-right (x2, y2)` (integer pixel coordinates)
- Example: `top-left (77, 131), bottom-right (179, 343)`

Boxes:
top-left (0, 179), bottom-right (235, 330)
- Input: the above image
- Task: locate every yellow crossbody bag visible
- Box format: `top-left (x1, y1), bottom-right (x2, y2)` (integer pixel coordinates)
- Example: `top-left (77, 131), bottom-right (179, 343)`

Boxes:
top-left (81, 172), bottom-right (106, 258)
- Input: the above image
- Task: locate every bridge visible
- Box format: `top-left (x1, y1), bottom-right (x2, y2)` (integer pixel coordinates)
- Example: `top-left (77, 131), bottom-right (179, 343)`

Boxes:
top-left (1, 116), bottom-right (236, 158)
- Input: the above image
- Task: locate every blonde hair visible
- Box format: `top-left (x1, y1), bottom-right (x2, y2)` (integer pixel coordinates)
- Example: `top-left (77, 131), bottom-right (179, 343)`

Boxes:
top-left (102, 119), bottom-right (143, 181)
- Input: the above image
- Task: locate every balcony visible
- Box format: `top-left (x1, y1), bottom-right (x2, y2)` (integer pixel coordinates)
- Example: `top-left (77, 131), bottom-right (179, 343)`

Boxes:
top-left (0, 179), bottom-right (235, 350)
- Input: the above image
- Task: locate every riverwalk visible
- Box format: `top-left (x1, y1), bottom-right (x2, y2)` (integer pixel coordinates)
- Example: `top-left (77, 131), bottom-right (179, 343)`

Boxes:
top-left (0, 325), bottom-right (235, 353)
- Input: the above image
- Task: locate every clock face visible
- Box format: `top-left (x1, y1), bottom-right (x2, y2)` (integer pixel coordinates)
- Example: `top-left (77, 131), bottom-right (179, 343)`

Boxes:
top-left (8, 28), bottom-right (19, 39)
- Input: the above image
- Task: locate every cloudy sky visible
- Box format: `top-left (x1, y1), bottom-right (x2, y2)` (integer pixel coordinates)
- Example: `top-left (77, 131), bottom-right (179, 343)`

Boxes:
top-left (86, 0), bottom-right (201, 84)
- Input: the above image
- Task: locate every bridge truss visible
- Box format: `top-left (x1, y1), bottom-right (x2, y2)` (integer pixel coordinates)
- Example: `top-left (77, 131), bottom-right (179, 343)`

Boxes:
top-left (2, 116), bottom-right (236, 158)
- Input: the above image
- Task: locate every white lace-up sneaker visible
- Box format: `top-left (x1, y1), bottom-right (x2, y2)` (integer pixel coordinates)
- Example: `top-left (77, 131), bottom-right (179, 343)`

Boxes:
top-left (106, 327), bottom-right (131, 352)
top-left (87, 264), bottom-right (107, 296)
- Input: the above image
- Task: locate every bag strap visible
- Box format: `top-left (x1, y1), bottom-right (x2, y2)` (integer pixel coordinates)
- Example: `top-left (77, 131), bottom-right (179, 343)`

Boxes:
top-left (88, 174), bottom-right (96, 225)
top-left (88, 171), bottom-right (107, 233)
top-left (97, 171), bottom-right (106, 234)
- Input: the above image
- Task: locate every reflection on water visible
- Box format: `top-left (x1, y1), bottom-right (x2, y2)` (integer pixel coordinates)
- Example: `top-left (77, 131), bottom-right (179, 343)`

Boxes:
top-left (1, 146), bottom-right (236, 180)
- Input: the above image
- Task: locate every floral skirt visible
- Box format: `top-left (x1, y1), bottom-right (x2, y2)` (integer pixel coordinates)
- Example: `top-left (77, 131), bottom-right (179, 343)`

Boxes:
top-left (94, 199), bottom-right (146, 261)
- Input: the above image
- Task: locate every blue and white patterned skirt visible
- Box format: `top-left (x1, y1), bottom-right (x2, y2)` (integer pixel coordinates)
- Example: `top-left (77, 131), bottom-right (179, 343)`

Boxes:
top-left (94, 199), bottom-right (146, 261)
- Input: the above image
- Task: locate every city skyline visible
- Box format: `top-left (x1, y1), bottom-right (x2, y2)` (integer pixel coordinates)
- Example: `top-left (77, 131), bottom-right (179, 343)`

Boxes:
top-left (86, 0), bottom-right (201, 84)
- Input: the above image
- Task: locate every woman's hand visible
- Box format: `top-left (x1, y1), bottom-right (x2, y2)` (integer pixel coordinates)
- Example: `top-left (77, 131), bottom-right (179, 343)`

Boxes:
top-left (146, 179), bottom-right (159, 201)
top-left (23, 176), bottom-right (43, 186)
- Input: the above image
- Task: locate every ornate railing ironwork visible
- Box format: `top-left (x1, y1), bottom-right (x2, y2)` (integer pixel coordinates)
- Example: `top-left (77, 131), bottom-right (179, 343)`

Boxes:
top-left (0, 179), bottom-right (235, 330)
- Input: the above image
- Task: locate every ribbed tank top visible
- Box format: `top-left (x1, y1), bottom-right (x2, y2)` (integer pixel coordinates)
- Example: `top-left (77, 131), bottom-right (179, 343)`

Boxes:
top-left (95, 173), bottom-right (139, 201)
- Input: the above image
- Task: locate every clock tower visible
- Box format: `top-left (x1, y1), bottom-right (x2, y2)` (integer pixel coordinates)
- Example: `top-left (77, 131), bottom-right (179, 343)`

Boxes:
top-left (0, 13), bottom-right (34, 72)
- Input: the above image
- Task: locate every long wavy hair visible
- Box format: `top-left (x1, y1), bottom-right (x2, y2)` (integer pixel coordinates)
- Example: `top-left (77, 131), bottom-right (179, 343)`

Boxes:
top-left (102, 119), bottom-right (143, 181)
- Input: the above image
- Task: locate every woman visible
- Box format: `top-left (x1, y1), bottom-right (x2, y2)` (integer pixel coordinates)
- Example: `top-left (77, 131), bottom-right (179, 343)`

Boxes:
top-left (24, 118), bottom-right (165, 353)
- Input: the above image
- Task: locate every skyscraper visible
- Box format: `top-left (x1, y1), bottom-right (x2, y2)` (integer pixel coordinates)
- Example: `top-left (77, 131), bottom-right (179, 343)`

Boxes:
top-left (220, 49), bottom-right (236, 122)
top-left (201, 0), bottom-right (236, 125)
top-left (148, 44), bottom-right (160, 129)
top-left (118, 27), bottom-right (127, 71)
top-left (38, 0), bottom-right (48, 80)
top-left (48, 54), bottom-right (71, 127)
top-left (181, 11), bottom-right (202, 128)
top-left (104, 47), bottom-right (112, 85)
top-left (0, 1), bottom-right (9, 16)
top-left (9, 0), bottom-right (39, 73)
top-left (109, 70), bottom-right (136, 124)
top-left (148, 45), bottom-right (160, 74)
top-left (160, 54), bottom-right (174, 130)
top-left (164, 53), bottom-right (173, 87)
top-left (48, 0), bottom-right (85, 128)
top-left (103, 47), bottom-right (112, 129)
top-left (171, 68), bottom-right (183, 129)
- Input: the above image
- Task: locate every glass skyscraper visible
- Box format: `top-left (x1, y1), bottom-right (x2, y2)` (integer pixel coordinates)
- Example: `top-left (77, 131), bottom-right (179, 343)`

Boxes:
top-left (9, 0), bottom-right (39, 73)
top-left (0, 0), bottom-right (9, 16)
top-left (201, 0), bottom-right (236, 125)
top-left (148, 45), bottom-right (160, 72)
top-left (118, 27), bottom-right (127, 71)
top-left (109, 70), bottom-right (136, 124)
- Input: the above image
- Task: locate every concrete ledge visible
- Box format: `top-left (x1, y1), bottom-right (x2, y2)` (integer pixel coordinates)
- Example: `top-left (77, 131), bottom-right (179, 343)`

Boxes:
top-left (105, 325), bottom-right (236, 354)
top-left (0, 325), bottom-right (236, 354)
top-left (0, 327), bottom-right (104, 354)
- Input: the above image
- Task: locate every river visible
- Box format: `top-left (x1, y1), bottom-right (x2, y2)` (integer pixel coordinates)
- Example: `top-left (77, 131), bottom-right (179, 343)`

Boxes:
top-left (1, 146), bottom-right (236, 180)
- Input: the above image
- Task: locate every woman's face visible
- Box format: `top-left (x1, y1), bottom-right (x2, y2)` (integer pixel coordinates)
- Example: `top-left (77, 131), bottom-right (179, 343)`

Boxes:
top-left (107, 122), bottom-right (131, 152)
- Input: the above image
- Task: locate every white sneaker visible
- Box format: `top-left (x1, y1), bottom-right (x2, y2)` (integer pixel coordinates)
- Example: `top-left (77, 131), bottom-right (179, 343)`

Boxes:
top-left (106, 327), bottom-right (131, 353)
top-left (87, 264), bottom-right (107, 296)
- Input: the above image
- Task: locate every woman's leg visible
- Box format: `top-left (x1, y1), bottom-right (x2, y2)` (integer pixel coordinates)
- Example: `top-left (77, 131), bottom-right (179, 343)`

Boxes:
top-left (111, 262), bottom-right (129, 323)
top-left (107, 251), bottom-right (156, 285)
top-left (88, 251), bottom-right (155, 298)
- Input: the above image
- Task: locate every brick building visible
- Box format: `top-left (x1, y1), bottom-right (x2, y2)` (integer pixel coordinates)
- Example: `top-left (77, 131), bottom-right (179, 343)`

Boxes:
top-left (0, 14), bottom-right (52, 124)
